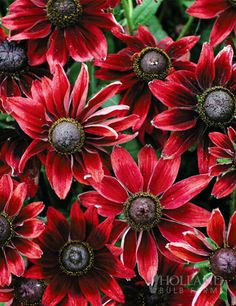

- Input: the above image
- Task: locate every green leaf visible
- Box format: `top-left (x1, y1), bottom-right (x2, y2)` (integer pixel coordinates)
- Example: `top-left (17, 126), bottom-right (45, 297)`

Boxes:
top-left (132, 0), bottom-right (163, 28)
top-left (194, 260), bottom-right (210, 269)
top-left (148, 16), bottom-right (167, 40)
top-left (220, 281), bottom-right (230, 304)
top-left (123, 138), bottom-right (142, 160)
top-left (101, 94), bottom-right (120, 108)
top-left (187, 268), bottom-right (210, 291)
top-left (181, 0), bottom-right (194, 8)
top-left (67, 62), bottom-right (81, 84)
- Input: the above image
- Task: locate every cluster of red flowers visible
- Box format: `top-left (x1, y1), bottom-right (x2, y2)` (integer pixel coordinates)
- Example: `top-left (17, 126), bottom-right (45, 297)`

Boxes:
top-left (0, 0), bottom-right (235, 305)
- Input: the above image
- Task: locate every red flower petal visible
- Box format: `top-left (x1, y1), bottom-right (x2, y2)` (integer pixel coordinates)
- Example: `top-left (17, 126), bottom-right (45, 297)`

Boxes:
top-left (214, 45), bottom-right (234, 85)
top-left (15, 219), bottom-right (44, 238)
top-left (211, 172), bottom-right (236, 198)
top-left (121, 228), bottom-right (137, 269)
top-left (137, 231), bottom-right (158, 285)
top-left (227, 212), bottom-right (236, 248)
top-left (80, 82), bottom-right (121, 121)
top-left (152, 108), bottom-right (197, 131)
top-left (71, 63), bottom-right (89, 117)
top-left (183, 231), bottom-right (212, 252)
top-left (45, 152), bottom-right (73, 199)
top-left (167, 242), bottom-right (208, 262)
top-left (111, 146), bottom-right (143, 193)
top-left (79, 191), bottom-right (122, 217)
top-left (70, 201), bottom-right (86, 241)
top-left (166, 35), bottom-right (199, 59)
top-left (161, 174), bottom-right (211, 209)
top-left (87, 217), bottom-right (113, 250)
top-left (92, 176), bottom-right (128, 204)
top-left (158, 219), bottom-right (192, 243)
top-left (196, 43), bottom-right (215, 89)
top-left (79, 275), bottom-right (101, 306)
top-left (16, 201), bottom-right (44, 223)
top-left (209, 131), bottom-right (234, 151)
top-left (4, 183), bottom-right (27, 217)
top-left (13, 238), bottom-right (42, 259)
top-left (19, 139), bottom-right (49, 173)
top-left (43, 278), bottom-right (69, 306)
top-left (207, 209), bottom-right (225, 248)
top-left (210, 9), bottom-right (236, 46)
top-left (162, 128), bottom-right (201, 159)
top-left (0, 250), bottom-right (10, 286)
top-left (46, 28), bottom-right (69, 73)
top-left (47, 207), bottom-right (69, 242)
top-left (192, 275), bottom-right (221, 306)
top-left (82, 151), bottom-right (104, 183)
top-left (165, 202), bottom-right (211, 227)
top-left (149, 80), bottom-right (195, 108)
top-left (24, 265), bottom-right (45, 279)
top-left (187, 0), bottom-right (230, 18)
top-left (4, 247), bottom-right (25, 277)
top-left (0, 290), bottom-right (13, 302)
top-left (0, 175), bottom-right (13, 211)
top-left (148, 157), bottom-right (181, 196)
top-left (95, 271), bottom-right (124, 303)
top-left (138, 145), bottom-right (158, 191)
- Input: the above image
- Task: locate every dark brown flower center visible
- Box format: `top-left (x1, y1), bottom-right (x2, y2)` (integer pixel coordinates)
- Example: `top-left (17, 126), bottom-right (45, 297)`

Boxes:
top-left (0, 213), bottom-right (13, 247)
top-left (14, 278), bottom-right (45, 306)
top-left (0, 41), bottom-right (27, 75)
top-left (59, 241), bottom-right (94, 276)
top-left (133, 47), bottom-right (171, 82)
top-left (47, 0), bottom-right (82, 28)
top-left (48, 118), bottom-right (85, 154)
top-left (210, 248), bottom-right (236, 280)
top-left (228, 0), bottom-right (236, 7)
top-left (198, 86), bottom-right (236, 127)
top-left (123, 192), bottom-right (162, 231)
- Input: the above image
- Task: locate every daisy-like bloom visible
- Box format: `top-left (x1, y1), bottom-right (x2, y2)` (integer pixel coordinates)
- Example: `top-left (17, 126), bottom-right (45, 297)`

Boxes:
top-left (0, 174), bottom-right (44, 287)
top-left (2, 0), bottom-right (120, 72)
top-left (208, 127), bottom-right (236, 198)
top-left (187, 0), bottom-right (236, 46)
top-left (0, 276), bottom-right (46, 305)
top-left (80, 145), bottom-right (211, 285)
top-left (94, 26), bottom-right (199, 132)
top-left (167, 209), bottom-right (236, 306)
top-left (6, 64), bottom-right (138, 199)
top-left (25, 202), bottom-right (135, 306)
top-left (0, 27), bottom-right (49, 99)
top-left (103, 255), bottom-right (196, 306)
top-left (150, 43), bottom-right (236, 174)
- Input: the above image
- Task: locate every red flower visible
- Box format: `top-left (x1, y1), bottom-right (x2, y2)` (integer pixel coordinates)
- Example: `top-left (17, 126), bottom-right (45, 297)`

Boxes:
top-left (94, 26), bottom-right (199, 132)
top-left (187, 0), bottom-right (236, 46)
top-left (103, 254), bottom-right (196, 305)
top-left (0, 27), bottom-right (49, 100)
top-left (150, 43), bottom-right (236, 174)
top-left (0, 275), bottom-right (46, 305)
top-left (0, 174), bottom-right (44, 287)
top-left (209, 127), bottom-right (236, 198)
top-left (80, 145), bottom-right (211, 285)
top-left (6, 64), bottom-right (137, 199)
top-left (25, 202), bottom-right (135, 306)
top-left (168, 209), bottom-right (236, 305)
top-left (2, 0), bottom-right (120, 72)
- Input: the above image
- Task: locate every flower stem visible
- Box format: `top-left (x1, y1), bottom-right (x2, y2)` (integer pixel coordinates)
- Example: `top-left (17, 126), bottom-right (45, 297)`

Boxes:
top-left (177, 16), bottom-right (194, 40)
top-left (121, 0), bottom-right (134, 35)
top-left (230, 189), bottom-right (236, 216)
